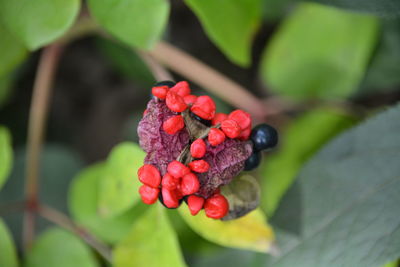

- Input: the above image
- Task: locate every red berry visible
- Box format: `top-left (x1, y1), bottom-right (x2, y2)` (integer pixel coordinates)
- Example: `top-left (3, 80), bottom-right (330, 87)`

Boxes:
top-left (190, 139), bottom-right (206, 158)
top-left (187, 195), bottom-right (205, 215)
top-left (191, 96), bottom-right (216, 120)
top-left (174, 186), bottom-right (184, 200)
top-left (228, 110), bottom-right (251, 130)
top-left (183, 94), bottom-right (197, 105)
top-left (221, 119), bottom-right (241, 139)
top-left (181, 172), bottom-right (200, 195)
top-left (238, 126), bottom-right (251, 140)
top-left (162, 188), bottom-right (180, 208)
top-left (139, 185), bottom-right (159, 205)
top-left (166, 91), bottom-right (187, 113)
top-left (152, 85), bottom-right (169, 99)
top-left (188, 160), bottom-right (210, 173)
top-left (163, 115), bottom-right (184, 135)
top-left (170, 81), bottom-right (191, 97)
top-left (138, 164), bottom-right (161, 188)
top-left (161, 173), bottom-right (179, 190)
top-left (167, 160), bottom-right (190, 178)
top-left (212, 113), bottom-right (228, 125)
top-left (204, 194), bottom-right (229, 219)
top-left (208, 128), bottom-right (225, 146)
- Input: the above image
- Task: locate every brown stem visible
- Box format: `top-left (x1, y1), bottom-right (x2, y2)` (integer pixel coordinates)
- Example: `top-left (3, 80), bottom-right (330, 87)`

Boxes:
top-left (138, 51), bottom-right (174, 81)
top-left (23, 43), bottom-right (64, 250)
top-left (38, 205), bottom-right (112, 262)
top-left (149, 42), bottom-right (269, 120)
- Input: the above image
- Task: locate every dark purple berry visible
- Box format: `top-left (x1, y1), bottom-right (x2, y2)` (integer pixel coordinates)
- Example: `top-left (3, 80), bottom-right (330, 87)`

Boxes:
top-left (244, 151), bottom-right (261, 171)
top-left (250, 124), bottom-right (278, 152)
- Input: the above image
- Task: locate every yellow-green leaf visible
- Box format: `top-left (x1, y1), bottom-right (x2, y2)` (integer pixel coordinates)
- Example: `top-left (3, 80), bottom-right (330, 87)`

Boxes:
top-left (114, 205), bottom-right (187, 267)
top-left (0, 218), bottom-right (18, 267)
top-left (0, 126), bottom-right (12, 191)
top-left (25, 228), bottom-right (99, 267)
top-left (88, 0), bottom-right (170, 49)
top-left (0, 0), bottom-right (80, 50)
top-left (69, 163), bottom-right (146, 244)
top-left (261, 3), bottom-right (379, 101)
top-left (0, 21), bottom-right (26, 78)
top-left (184, 0), bottom-right (262, 66)
top-left (381, 261), bottom-right (398, 267)
top-left (98, 142), bottom-right (146, 218)
top-left (179, 207), bottom-right (274, 253)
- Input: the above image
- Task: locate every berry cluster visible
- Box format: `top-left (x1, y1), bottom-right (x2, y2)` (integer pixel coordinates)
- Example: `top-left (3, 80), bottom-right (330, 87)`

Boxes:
top-left (137, 81), bottom-right (277, 220)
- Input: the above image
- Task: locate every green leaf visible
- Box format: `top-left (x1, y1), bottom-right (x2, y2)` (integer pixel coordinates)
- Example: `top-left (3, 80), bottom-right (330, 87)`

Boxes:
top-left (261, 108), bottom-right (356, 216)
top-left (0, 219), bottom-right (18, 267)
top-left (25, 227), bottom-right (99, 267)
top-left (0, 126), bottom-right (12, 191)
top-left (98, 142), bottom-right (146, 218)
top-left (179, 207), bottom-right (274, 253)
top-left (69, 163), bottom-right (146, 244)
top-left (114, 205), bottom-right (187, 267)
top-left (184, 0), bottom-right (262, 66)
top-left (88, 0), bottom-right (169, 49)
top-left (311, 0), bottom-right (400, 18)
top-left (381, 261), bottom-right (398, 267)
top-left (0, 0), bottom-right (80, 50)
top-left (268, 103), bottom-right (400, 266)
top-left (261, 3), bottom-right (379, 101)
top-left (361, 20), bottom-right (400, 93)
top-left (0, 21), bottom-right (26, 77)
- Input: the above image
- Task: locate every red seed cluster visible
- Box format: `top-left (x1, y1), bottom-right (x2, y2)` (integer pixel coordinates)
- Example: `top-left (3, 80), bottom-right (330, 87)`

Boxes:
top-left (138, 81), bottom-right (253, 219)
top-left (190, 139), bottom-right (206, 158)
top-left (204, 194), bottom-right (229, 219)
top-left (208, 128), bottom-right (225, 146)
top-left (212, 113), bottom-right (228, 125)
top-left (191, 95), bottom-right (216, 120)
top-left (188, 160), bottom-right (210, 173)
top-left (163, 115), bottom-right (185, 135)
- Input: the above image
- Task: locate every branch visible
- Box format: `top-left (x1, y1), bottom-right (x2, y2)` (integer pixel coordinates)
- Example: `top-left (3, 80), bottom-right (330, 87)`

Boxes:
top-left (38, 205), bottom-right (113, 262)
top-left (23, 43), bottom-right (64, 250)
top-left (138, 51), bottom-right (174, 81)
top-left (149, 42), bottom-right (270, 120)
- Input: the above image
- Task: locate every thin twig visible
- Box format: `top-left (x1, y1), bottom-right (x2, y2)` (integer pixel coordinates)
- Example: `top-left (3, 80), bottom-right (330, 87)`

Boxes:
top-left (149, 41), bottom-right (270, 120)
top-left (138, 51), bottom-right (174, 81)
top-left (38, 205), bottom-right (113, 262)
top-left (23, 43), bottom-right (64, 250)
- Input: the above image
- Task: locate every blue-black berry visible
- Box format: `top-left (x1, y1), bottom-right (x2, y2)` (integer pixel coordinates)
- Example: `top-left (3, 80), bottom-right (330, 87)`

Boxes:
top-left (250, 124), bottom-right (278, 152)
top-left (244, 151), bottom-right (261, 171)
top-left (154, 80), bottom-right (176, 88)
